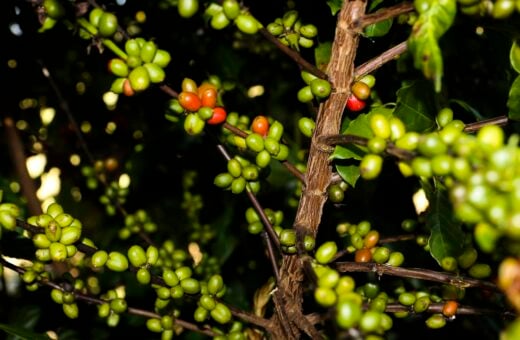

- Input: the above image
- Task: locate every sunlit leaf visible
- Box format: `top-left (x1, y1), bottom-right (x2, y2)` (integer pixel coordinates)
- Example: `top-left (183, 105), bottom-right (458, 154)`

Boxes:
top-left (315, 41), bottom-right (332, 70)
top-left (407, 0), bottom-right (457, 92)
top-left (393, 80), bottom-right (436, 132)
top-left (336, 163), bottom-right (361, 188)
top-left (424, 181), bottom-right (465, 265)
top-left (364, 18), bottom-right (393, 38)
top-left (326, 0), bottom-right (343, 15)
top-left (507, 75), bottom-right (520, 121)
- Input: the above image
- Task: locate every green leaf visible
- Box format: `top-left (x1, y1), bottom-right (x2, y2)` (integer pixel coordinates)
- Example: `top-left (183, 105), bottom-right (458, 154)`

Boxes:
top-left (507, 75), bottom-right (520, 121)
top-left (424, 182), bottom-right (465, 265)
top-left (449, 99), bottom-right (484, 120)
top-left (407, 0), bottom-right (457, 92)
top-left (336, 163), bottom-right (361, 188)
top-left (326, 0), bottom-right (343, 15)
top-left (0, 324), bottom-right (50, 340)
top-left (511, 40), bottom-right (520, 74)
top-left (393, 80), bottom-right (436, 132)
top-left (364, 18), bottom-right (393, 38)
top-left (315, 41), bottom-right (332, 70)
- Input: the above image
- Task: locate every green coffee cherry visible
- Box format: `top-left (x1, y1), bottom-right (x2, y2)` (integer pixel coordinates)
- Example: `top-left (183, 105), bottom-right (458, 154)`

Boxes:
top-left (360, 154), bottom-right (383, 180)
top-left (235, 14), bottom-right (260, 34)
top-left (310, 79), bottom-right (332, 99)
top-left (208, 274), bottom-right (224, 295)
top-left (336, 299), bottom-right (362, 329)
top-left (128, 245), bottom-right (147, 267)
top-left (210, 303), bottom-right (232, 324)
top-left (178, 0), bottom-right (199, 18)
top-left (98, 12), bottom-right (118, 37)
top-left (136, 267), bottom-right (151, 284)
top-left (180, 278), bottom-right (200, 294)
top-left (298, 117), bottom-right (315, 138)
top-left (315, 241), bottom-right (338, 264)
top-left (106, 251), bottom-right (129, 272)
top-left (425, 313), bottom-right (446, 329)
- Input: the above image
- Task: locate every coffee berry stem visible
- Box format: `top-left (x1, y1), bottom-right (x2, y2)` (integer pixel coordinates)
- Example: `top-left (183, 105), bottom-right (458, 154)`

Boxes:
top-left (76, 18), bottom-right (128, 60)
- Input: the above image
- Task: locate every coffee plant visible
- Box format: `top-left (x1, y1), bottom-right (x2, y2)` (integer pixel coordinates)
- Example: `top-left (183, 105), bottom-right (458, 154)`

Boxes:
top-left (1, 0), bottom-right (520, 338)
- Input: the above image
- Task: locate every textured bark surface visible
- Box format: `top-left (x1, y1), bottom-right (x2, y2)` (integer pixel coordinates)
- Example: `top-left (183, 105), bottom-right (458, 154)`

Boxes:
top-left (271, 1), bottom-right (368, 338)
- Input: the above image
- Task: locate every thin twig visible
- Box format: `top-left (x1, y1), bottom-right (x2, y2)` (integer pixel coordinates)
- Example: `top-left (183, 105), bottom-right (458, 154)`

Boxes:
top-left (355, 3), bottom-right (415, 29)
top-left (384, 302), bottom-right (516, 318)
top-left (335, 262), bottom-right (498, 290)
top-left (463, 115), bottom-right (509, 133)
top-left (258, 28), bottom-right (327, 80)
top-left (354, 40), bottom-right (408, 78)
top-left (0, 256), bottom-right (218, 337)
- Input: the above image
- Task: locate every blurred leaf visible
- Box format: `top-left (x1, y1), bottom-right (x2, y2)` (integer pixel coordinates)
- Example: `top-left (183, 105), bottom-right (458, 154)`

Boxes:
top-left (449, 99), bottom-right (483, 120)
top-left (336, 163), bottom-right (361, 188)
top-left (407, 0), bottom-right (457, 92)
top-left (507, 75), bottom-right (520, 121)
top-left (364, 18), bottom-right (393, 38)
top-left (424, 181), bottom-right (464, 265)
top-left (0, 324), bottom-right (49, 340)
top-left (393, 80), bottom-right (436, 132)
top-left (253, 277), bottom-right (276, 317)
top-left (326, 0), bottom-right (343, 15)
top-left (511, 40), bottom-right (520, 74)
top-left (315, 41), bottom-right (332, 70)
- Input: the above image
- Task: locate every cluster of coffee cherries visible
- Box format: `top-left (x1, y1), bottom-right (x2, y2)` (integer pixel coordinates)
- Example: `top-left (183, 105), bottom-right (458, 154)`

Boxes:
top-left (337, 221), bottom-right (405, 266)
top-left (40, 0), bottom-right (65, 31)
top-left (359, 112), bottom-right (408, 180)
top-left (49, 275), bottom-right (94, 319)
top-left (311, 246), bottom-right (395, 334)
top-left (244, 206), bottom-right (316, 252)
top-left (204, 0), bottom-right (262, 35)
top-left (215, 116), bottom-right (289, 193)
top-left (266, 10), bottom-right (318, 49)
top-left (0, 201), bottom-right (20, 231)
top-left (87, 7), bottom-right (119, 38)
top-left (108, 38), bottom-right (171, 96)
top-left (214, 155), bottom-right (263, 195)
top-left (346, 75), bottom-right (376, 112)
top-left (28, 203), bottom-right (83, 262)
top-left (169, 78), bottom-right (227, 135)
top-left (455, 0), bottom-right (520, 18)
top-left (80, 157), bottom-right (119, 190)
top-left (155, 239), bottom-right (189, 269)
top-left (297, 70), bottom-right (332, 103)
top-left (118, 209), bottom-right (157, 240)
top-left (97, 288), bottom-right (129, 327)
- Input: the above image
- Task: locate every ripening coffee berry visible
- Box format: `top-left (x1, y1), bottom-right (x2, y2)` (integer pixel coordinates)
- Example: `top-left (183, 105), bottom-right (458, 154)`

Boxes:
top-left (179, 92), bottom-right (202, 112)
top-left (207, 107), bottom-right (227, 125)
top-left (442, 300), bottom-right (458, 317)
top-left (328, 184), bottom-right (344, 203)
top-left (251, 116), bottom-right (269, 137)
top-left (351, 81), bottom-right (371, 101)
top-left (346, 94), bottom-right (366, 111)
top-left (355, 248), bottom-right (372, 263)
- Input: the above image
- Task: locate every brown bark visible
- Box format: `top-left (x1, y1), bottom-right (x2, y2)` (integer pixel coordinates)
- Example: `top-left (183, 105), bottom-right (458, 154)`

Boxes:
top-left (271, 1), bottom-right (368, 337)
